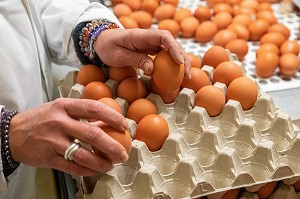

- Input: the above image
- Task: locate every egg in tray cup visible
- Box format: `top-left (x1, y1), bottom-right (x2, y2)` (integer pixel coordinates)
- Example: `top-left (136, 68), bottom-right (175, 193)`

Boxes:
top-left (58, 47), bottom-right (300, 198)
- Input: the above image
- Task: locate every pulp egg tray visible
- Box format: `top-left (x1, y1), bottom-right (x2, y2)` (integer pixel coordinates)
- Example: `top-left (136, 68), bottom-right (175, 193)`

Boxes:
top-left (59, 66), bottom-right (300, 199)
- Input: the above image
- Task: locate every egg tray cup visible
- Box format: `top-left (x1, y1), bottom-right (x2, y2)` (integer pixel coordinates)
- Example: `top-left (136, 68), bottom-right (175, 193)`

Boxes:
top-left (58, 63), bottom-right (300, 199)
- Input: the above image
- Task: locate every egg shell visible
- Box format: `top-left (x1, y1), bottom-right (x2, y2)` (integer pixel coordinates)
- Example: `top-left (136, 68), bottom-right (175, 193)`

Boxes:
top-left (180, 16), bottom-right (200, 38)
top-left (118, 16), bottom-right (139, 29)
top-left (113, 3), bottom-right (133, 17)
top-left (201, 46), bottom-right (230, 68)
top-left (76, 64), bottom-right (106, 86)
top-left (194, 6), bottom-right (212, 22)
top-left (293, 180), bottom-right (300, 192)
top-left (220, 188), bottom-right (240, 199)
top-left (194, 85), bottom-right (226, 117)
top-left (135, 114), bottom-right (169, 151)
top-left (280, 40), bottom-right (300, 55)
top-left (256, 10), bottom-right (277, 25)
top-left (98, 97), bottom-right (123, 115)
top-left (181, 67), bottom-right (211, 93)
top-left (130, 11), bottom-right (153, 29)
top-left (257, 2), bottom-right (273, 11)
top-left (141, 0), bottom-right (159, 15)
top-left (227, 23), bottom-right (250, 41)
top-left (256, 43), bottom-right (280, 56)
top-left (173, 8), bottom-right (192, 23)
top-left (82, 81), bottom-right (112, 100)
top-left (279, 53), bottom-right (300, 77)
top-left (213, 61), bottom-right (244, 86)
top-left (233, 6), bottom-right (256, 16)
top-left (213, 3), bottom-right (233, 15)
top-left (260, 32), bottom-right (286, 47)
top-left (213, 12), bottom-right (233, 30)
top-left (123, 0), bottom-right (141, 11)
top-left (226, 0), bottom-right (242, 6)
top-left (152, 49), bottom-right (185, 93)
top-left (213, 29), bottom-right (237, 47)
top-left (240, 0), bottom-right (259, 10)
top-left (127, 98), bottom-right (158, 124)
top-left (158, 19), bottom-right (180, 38)
top-left (248, 19), bottom-right (270, 41)
top-left (255, 51), bottom-right (279, 78)
top-left (150, 79), bottom-right (180, 104)
top-left (187, 53), bottom-right (201, 68)
top-left (195, 21), bottom-right (218, 43)
top-left (163, 0), bottom-right (179, 6)
top-left (256, 181), bottom-right (278, 199)
top-left (154, 4), bottom-right (176, 22)
top-left (117, 77), bottom-right (147, 105)
top-left (232, 14), bottom-right (253, 27)
top-left (267, 23), bottom-right (290, 39)
top-left (225, 39), bottom-right (249, 60)
top-left (226, 77), bottom-right (258, 110)
top-left (109, 66), bottom-right (137, 82)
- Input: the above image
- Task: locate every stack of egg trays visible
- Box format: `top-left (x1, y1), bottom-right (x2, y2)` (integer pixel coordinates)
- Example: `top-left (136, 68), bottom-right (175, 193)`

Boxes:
top-left (59, 60), bottom-right (300, 199)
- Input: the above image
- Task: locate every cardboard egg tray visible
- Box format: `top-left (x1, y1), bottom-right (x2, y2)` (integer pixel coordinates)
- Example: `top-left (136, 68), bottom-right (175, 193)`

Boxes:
top-left (59, 60), bottom-right (300, 198)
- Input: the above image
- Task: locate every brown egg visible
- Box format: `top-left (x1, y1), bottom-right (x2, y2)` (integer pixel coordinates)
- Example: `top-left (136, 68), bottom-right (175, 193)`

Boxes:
top-left (293, 180), bottom-right (300, 192)
top-left (194, 6), bottom-right (212, 22)
top-left (152, 49), bottom-right (185, 93)
top-left (213, 3), bottom-right (233, 15)
top-left (232, 14), bottom-right (253, 27)
top-left (257, 2), bottom-right (272, 11)
top-left (260, 32), bottom-right (286, 47)
top-left (214, 12), bottom-right (233, 30)
top-left (180, 16), bottom-right (200, 38)
top-left (187, 53), bottom-right (201, 68)
top-left (123, 0), bottom-right (141, 11)
top-left (206, 0), bottom-right (225, 8)
top-left (118, 16), bottom-right (139, 29)
top-left (158, 19), bottom-right (180, 37)
top-left (127, 98), bottom-right (158, 124)
top-left (227, 23), bottom-right (250, 40)
top-left (268, 23), bottom-right (290, 39)
top-left (150, 79), bottom-right (180, 104)
top-left (194, 85), bottom-right (226, 117)
top-left (280, 40), bottom-right (300, 55)
top-left (279, 53), bottom-right (300, 76)
top-left (117, 77), bottom-right (147, 105)
top-left (98, 97), bottom-right (123, 114)
top-left (240, 0), bottom-right (259, 10)
top-left (256, 10), bottom-right (277, 25)
top-left (220, 189), bottom-right (240, 199)
top-left (248, 19), bottom-right (270, 41)
top-left (154, 4), bottom-right (176, 22)
top-left (173, 8), bottom-right (192, 23)
top-left (135, 114), bottom-right (169, 151)
top-left (94, 125), bottom-right (132, 156)
top-left (111, 0), bottom-right (122, 6)
top-left (163, 0), bottom-right (179, 6)
top-left (82, 81), bottom-right (112, 100)
top-left (76, 64), bottom-right (106, 86)
top-left (202, 46), bottom-right (230, 68)
top-left (109, 66), bottom-right (137, 82)
top-left (195, 21), bottom-right (218, 43)
top-left (256, 43), bottom-right (280, 56)
top-left (225, 39), bottom-right (249, 60)
top-left (130, 11), bottom-right (153, 29)
top-left (255, 51), bottom-right (279, 78)
top-left (213, 29), bottom-right (238, 47)
top-left (213, 61), bottom-right (244, 86)
top-left (233, 6), bottom-right (256, 16)
top-left (113, 3), bottom-right (133, 17)
top-left (226, 77), bottom-right (258, 110)
top-left (141, 0), bottom-right (159, 15)
top-left (256, 181), bottom-right (278, 199)
top-left (181, 67), bottom-right (211, 93)
top-left (226, 0), bottom-right (242, 6)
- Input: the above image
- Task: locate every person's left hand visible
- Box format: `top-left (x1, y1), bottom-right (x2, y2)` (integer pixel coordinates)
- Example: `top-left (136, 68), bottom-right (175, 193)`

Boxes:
top-left (94, 28), bottom-right (191, 78)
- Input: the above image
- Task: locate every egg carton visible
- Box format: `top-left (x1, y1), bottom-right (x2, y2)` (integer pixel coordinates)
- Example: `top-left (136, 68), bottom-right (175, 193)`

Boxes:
top-left (59, 65), bottom-right (300, 198)
top-left (103, 0), bottom-right (300, 93)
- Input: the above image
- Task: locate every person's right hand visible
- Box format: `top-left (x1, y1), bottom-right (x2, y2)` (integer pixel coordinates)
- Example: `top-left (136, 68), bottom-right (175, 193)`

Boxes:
top-left (8, 98), bottom-right (129, 176)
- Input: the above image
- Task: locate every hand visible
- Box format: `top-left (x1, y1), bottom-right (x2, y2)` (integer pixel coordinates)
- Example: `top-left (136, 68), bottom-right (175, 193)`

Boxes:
top-left (94, 28), bottom-right (191, 78)
top-left (8, 98), bottom-right (129, 176)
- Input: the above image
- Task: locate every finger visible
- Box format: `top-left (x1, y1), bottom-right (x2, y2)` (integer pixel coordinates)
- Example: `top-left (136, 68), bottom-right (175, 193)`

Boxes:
top-left (183, 50), bottom-right (192, 79)
top-left (52, 156), bottom-right (98, 176)
top-left (61, 98), bottom-right (128, 131)
top-left (60, 120), bottom-right (128, 164)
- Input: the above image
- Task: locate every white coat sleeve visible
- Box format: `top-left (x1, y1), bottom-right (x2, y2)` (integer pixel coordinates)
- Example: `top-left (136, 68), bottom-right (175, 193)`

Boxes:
top-left (39, 0), bottom-right (122, 67)
top-left (0, 105), bottom-right (8, 191)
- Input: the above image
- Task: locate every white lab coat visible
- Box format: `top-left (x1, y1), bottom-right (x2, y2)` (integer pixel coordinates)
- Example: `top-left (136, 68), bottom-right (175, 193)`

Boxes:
top-left (0, 0), bottom-right (120, 198)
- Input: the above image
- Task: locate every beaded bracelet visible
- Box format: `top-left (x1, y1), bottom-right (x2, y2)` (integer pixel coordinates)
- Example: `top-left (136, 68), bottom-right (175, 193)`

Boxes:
top-left (1, 109), bottom-right (19, 174)
top-left (78, 19), bottom-right (119, 63)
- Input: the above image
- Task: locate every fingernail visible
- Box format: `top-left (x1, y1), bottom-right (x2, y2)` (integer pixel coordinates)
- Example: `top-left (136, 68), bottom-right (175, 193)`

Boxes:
top-left (179, 54), bottom-right (184, 64)
top-left (120, 151), bottom-right (129, 162)
top-left (122, 118), bottom-right (128, 131)
top-left (144, 62), bottom-right (150, 73)
top-left (188, 69), bottom-right (192, 79)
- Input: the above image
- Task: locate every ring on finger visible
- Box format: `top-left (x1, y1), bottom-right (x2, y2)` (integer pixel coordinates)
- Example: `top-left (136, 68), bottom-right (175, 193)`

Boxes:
top-left (64, 139), bottom-right (81, 161)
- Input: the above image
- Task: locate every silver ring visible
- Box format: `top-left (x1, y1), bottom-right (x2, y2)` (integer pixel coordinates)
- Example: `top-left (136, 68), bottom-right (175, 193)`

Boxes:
top-left (64, 139), bottom-right (81, 161)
